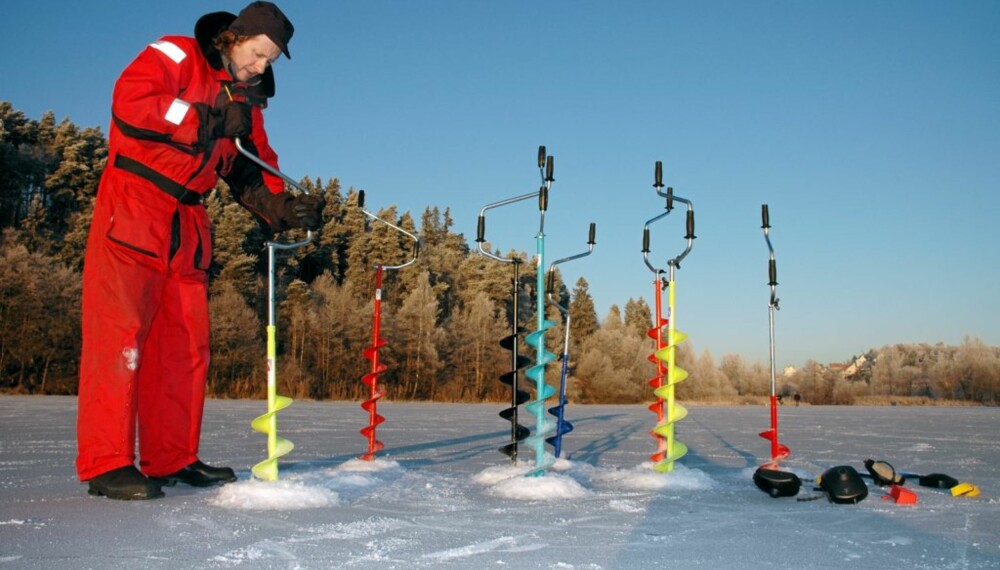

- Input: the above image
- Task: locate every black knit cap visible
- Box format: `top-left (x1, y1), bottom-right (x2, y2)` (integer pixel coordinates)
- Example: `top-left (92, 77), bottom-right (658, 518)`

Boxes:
top-left (229, 1), bottom-right (294, 59)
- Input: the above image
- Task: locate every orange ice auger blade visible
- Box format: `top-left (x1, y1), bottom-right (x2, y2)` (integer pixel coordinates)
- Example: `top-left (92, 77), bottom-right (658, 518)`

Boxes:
top-left (356, 191), bottom-right (419, 461)
top-left (642, 162), bottom-right (696, 473)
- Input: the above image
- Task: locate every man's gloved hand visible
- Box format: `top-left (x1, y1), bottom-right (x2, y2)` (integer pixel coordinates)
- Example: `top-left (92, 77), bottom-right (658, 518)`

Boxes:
top-left (208, 101), bottom-right (253, 140)
top-left (281, 194), bottom-right (326, 230)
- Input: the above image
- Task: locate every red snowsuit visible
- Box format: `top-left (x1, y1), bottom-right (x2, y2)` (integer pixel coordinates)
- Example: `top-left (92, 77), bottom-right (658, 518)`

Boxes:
top-left (76, 15), bottom-right (286, 481)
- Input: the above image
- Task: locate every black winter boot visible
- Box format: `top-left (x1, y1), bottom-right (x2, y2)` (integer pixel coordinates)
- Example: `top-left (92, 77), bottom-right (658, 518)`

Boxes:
top-left (156, 460), bottom-right (237, 487)
top-left (88, 466), bottom-right (165, 500)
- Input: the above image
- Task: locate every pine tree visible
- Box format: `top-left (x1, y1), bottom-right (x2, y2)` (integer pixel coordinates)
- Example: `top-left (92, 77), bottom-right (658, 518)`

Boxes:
top-left (568, 277), bottom-right (598, 345)
top-left (623, 297), bottom-right (653, 338)
top-left (390, 271), bottom-right (445, 400)
top-left (208, 281), bottom-right (263, 397)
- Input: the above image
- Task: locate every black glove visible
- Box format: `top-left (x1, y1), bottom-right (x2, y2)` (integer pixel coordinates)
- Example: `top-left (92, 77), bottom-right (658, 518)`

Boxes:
top-left (208, 101), bottom-right (253, 140)
top-left (281, 194), bottom-right (326, 230)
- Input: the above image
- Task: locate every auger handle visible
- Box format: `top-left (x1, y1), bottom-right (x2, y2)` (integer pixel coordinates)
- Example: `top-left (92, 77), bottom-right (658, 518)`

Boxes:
top-left (545, 155), bottom-right (555, 183)
top-left (547, 222), bottom-right (597, 302)
top-left (686, 210), bottom-right (696, 240)
top-left (762, 203), bottom-right (779, 303)
top-left (666, 187), bottom-right (674, 211)
top-left (234, 137), bottom-right (312, 248)
top-left (476, 188), bottom-right (541, 263)
top-left (547, 269), bottom-right (556, 292)
top-left (358, 191), bottom-right (419, 270)
top-left (538, 145), bottom-right (546, 169)
top-left (539, 186), bottom-right (549, 212)
top-left (642, 227), bottom-right (650, 254)
top-left (654, 161), bottom-right (664, 189)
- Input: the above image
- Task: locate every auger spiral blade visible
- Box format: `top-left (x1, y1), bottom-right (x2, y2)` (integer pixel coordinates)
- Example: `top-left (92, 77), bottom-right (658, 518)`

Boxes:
top-left (524, 320), bottom-right (558, 477)
top-left (498, 328), bottom-right (532, 460)
top-left (360, 336), bottom-right (388, 461)
top-left (544, 355), bottom-right (575, 455)
top-left (251, 392), bottom-right (295, 481)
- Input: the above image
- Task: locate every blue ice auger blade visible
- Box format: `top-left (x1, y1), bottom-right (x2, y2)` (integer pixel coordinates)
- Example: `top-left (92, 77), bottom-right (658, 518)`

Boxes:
top-left (545, 354), bottom-right (574, 457)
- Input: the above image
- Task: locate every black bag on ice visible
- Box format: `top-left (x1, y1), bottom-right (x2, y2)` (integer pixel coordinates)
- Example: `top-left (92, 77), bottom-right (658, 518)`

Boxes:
top-left (818, 465), bottom-right (868, 504)
top-left (753, 467), bottom-right (802, 498)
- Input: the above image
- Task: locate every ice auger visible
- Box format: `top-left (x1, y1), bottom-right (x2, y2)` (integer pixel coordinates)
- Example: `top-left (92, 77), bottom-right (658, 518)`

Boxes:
top-left (233, 138), bottom-right (313, 482)
top-left (544, 223), bottom-right (596, 458)
top-left (476, 146), bottom-right (556, 474)
top-left (758, 204), bottom-right (790, 468)
top-left (641, 161), bottom-right (695, 473)
top-left (357, 190), bottom-right (419, 461)
top-left (477, 209), bottom-right (532, 463)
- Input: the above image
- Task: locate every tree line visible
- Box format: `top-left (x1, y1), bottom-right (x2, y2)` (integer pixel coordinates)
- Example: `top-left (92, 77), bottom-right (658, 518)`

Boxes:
top-left (2, 102), bottom-right (998, 405)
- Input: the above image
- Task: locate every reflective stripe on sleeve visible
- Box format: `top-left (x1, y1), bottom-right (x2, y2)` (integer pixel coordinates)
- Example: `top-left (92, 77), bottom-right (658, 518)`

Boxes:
top-left (149, 40), bottom-right (187, 64)
top-left (164, 99), bottom-right (191, 125)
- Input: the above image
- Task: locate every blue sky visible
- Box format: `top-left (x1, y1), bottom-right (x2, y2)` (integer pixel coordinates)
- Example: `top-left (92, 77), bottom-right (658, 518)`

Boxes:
top-left (4, 1), bottom-right (998, 368)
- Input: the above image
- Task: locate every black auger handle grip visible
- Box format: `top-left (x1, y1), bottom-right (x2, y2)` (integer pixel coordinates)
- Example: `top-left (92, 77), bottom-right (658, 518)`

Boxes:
top-left (654, 161), bottom-right (663, 188)
top-left (358, 190), bottom-right (365, 209)
top-left (686, 210), bottom-right (696, 240)
top-left (477, 215), bottom-right (486, 243)
top-left (666, 187), bottom-right (674, 210)
top-left (547, 270), bottom-right (556, 292)
top-left (588, 222), bottom-right (596, 245)
top-left (769, 259), bottom-right (778, 286)
top-left (539, 186), bottom-right (549, 212)
top-left (538, 145), bottom-right (546, 169)
top-left (545, 156), bottom-right (555, 182)
top-left (413, 241), bottom-right (421, 259)
top-left (642, 227), bottom-right (650, 253)
top-left (762, 204), bottom-right (770, 228)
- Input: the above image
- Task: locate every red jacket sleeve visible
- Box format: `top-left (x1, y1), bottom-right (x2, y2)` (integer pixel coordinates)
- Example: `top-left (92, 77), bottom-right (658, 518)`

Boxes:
top-left (111, 38), bottom-right (205, 148)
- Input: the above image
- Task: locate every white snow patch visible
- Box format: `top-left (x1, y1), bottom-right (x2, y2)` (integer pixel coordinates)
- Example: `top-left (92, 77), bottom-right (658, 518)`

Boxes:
top-left (473, 464), bottom-right (591, 500)
top-left (209, 478), bottom-right (337, 510)
top-left (590, 462), bottom-right (714, 491)
top-left (328, 457), bottom-right (401, 473)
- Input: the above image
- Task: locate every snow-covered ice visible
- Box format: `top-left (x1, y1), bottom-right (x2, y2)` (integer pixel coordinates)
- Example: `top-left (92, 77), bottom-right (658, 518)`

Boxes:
top-left (1, 396), bottom-right (998, 569)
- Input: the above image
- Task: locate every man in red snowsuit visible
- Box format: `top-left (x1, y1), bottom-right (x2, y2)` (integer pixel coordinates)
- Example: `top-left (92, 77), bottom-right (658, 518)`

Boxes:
top-left (77, 2), bottom-right (323, 500)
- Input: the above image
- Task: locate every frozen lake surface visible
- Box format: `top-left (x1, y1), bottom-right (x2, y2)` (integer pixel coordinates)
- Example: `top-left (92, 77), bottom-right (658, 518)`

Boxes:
top-left (1, 396), bottom-right (998, 569)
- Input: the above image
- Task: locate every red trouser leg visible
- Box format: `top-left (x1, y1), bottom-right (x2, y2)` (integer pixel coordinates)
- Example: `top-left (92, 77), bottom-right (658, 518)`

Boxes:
top-left (138, 270), bottom-right (210, 477)
top-left (76, 171), bottom-right (211, 481)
